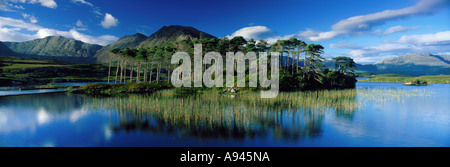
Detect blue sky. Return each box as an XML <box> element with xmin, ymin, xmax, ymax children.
<box><xmin>0</xmin><ymin>0</ymin><xmax>449</xmax><ymax>64</ymax></box>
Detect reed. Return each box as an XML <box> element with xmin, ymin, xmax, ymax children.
<box><xmin>83</xmin><ymin>88</ymin><xmax>432</xmax><ymax>139</ymax></box>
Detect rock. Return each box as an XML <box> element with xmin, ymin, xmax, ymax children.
<box><xmin>221</xmin><ymin>87</ymin><xmax>238</xmax><ymax>93</ymax></box>
<box><xmin>230</xmin><ymin>88</ymin><xmax>238</xmax><ymax>93</ymax></box>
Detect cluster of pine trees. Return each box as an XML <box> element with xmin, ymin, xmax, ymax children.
<box><xmin>106</xmin><ymin>36</ymin><xmax>357</xmax><ymax>91</ymax></box>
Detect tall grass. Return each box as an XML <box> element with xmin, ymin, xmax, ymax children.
<box><xmin>361</xmin><ymin>74</ymin><xmax>450</xmax><ymax>84</ymax></box>
<box><xmin>84</xmin><ymin>88</ymin><xmax>432</xmax><ymax>139</ymax></box>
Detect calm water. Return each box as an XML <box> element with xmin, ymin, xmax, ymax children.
<box><xmin>0</xmin><ymin>82</ymin><xmax>449</xmax><ymax>147</ymax></box>
<box><xmin>0</xmin><ymin>88</ymin><xmax>66</xmax><ymax>96</ymax></box>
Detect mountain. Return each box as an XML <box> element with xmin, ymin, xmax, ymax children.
<box><xmin>375</xmin><ymin>53</ymin><xmax>450</xmax><ymax>67</ymax></box>
<box><xmin>0</xmin><ymin>41</ymin><xmax>18</xmax><ymax>56</ymax></box>
<box><xmin>4</xmin><ymin>36</ymin><xmax>102</xmax><ymax>64</ymax></box>
<box><xmin>94</xmin><ymin>33</ymin><xmax>148</xmax><ymax>63</ymax></box>
<box><xmin>371</xmin><ymin>53</ymin><xmax>450</xmax><ymax>76</ymax></box>
<box><xmin>94</xmin><ymin>25</ymin><xmax>216</xmax><ymax>63</ymax></box>
<box><xmin>137</xmin><ymin>25</ymin><xmax>216</xmax><ymax>48</ymax></box>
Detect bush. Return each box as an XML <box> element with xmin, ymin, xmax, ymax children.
<box><xmin>278</xmin><ymin>69</ymin><xmax>357</xmax><ymax>91</ymax></box>
<box><xmin>411</xmin><ymin>79</ymin><xmax>427</xmax><ymax>85</ymax></box>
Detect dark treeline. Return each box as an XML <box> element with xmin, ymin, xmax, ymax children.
<box><xmin>106</xmin><ymin>36</ymin><xmax>357</xmax><ymax>92</ymax></box>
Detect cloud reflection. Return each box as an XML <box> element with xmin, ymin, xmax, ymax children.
<box><xmin>37</xmin><ymin>108</ymin><xmax>51</xmax><ymax>125</ymax></box>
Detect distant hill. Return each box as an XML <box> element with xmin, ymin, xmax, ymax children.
<box><xmin>4</xmin><ymin>36</ymin><xmax>102</xmax><ymax>64</ymax></box>
<box><xmin>375</xmin><ymin>53</ymin><xmax>450</xmax><ymax>67</ymax></box>
<box><xmin>94</xmin><ymin>33</ymin><xmax>148</xmax><ymax>63</ymax></box>
<box><xmin>372</xmin><ymin>53</ymin><xmax>450</xmax><ymax>76</ymax></box>
<box><xmin>0</xmin><ymin>41</ymin><xmax>18</xmax><ymax>56</ymax></box>
<box><xmin>137</xmin><ymin>25</ymin><xmax>216</xmax><ymax>48</ymax></box>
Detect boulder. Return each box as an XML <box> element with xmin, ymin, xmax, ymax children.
<box><xmin>221</xmin><ymin>87</ymin><xmax>238</xmax><ymax>93</ymax></box>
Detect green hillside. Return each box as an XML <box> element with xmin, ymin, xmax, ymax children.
<box><xmin>94</xmin><ymin>33</ymin><xmax>148</xmax><ymax>63</ymax></box>
<box><xmin>0</xmin><ymin>56</ymin><xmax>109</xmax><ymax>86</ymax></box>
<box><xmin>3</xmin><ymin>36</ymin><xmax>102</xmax><ymax>64</ymax></box>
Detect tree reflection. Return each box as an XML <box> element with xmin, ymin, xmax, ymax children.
<box><xmin>0</xmin><ymin>92</ymin><xmax>83</xmax><ymax>113</ymax></box>
<box><xmin>86</xmin><ymin>91</ymin><xmax>358</xmax><ymax>140</ymax></box>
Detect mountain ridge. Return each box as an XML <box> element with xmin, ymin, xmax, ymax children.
<box><xmin>0</xmin><ymin>41</ymin><xmax>18</xmax><ymax>56</ymax></box>
<box><xmin>93</xmin><ymin>33</ymin><xmax>148</xmax><ymax>63</ymax></box>
<box><xmin>375</xmin><ymin>53</ymin><xmax>450</xmax><ymax>67</ymax></box>
<box><xmin>3</xmin><ymin>36</ymin><xmax>102</xmax><ymax>64</ymax></box>
<box><xmin>367</xmin><ymin>53</ymin><xmax>450</xmax><ymax>76</ymax></box>
<box><xmin>2</xmin><ymin>25</ymin><xmax>450</xmax><ymax>77</ymax></box>
<box><xmin>137</xmin><ymin>25</ymin><xmax>216</xmax><ymax>48</ymax></box>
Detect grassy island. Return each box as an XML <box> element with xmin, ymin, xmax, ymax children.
<box><xmin>360</xmin><ymin>74</ymin><xmax>450</xmax><ymax>84</ymax></box>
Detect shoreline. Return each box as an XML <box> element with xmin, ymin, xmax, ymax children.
<box><xmin>0</xmin><ymin>89</ymin><xmax>67</xmax><ymax>97</ymax></box>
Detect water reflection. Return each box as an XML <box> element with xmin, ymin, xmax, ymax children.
<box><xmin>86</xmin><ymin>91</ymin><xmax>356</xmax><ymax>140</ymax></box>
<box><xmin>0</xmin><ymin>92</ymin><xmax>84</xmax><ymax>113</ymax></box>
<box><xmin>0</xmin><ymin>83</ymin><xmax>444</xmax><ymax>147</ymax></box>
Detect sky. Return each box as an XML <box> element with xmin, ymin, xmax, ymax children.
<box><xmin>0</xmin><ymin>0</ymin><xmax>449</xmax><ymax>64</ymax></box>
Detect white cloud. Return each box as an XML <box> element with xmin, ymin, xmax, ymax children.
<box><xmin>329</xmin><ymin>41</ymin><xmax>362</xmax><ymax>50</ymax></box>
<box><xmin>1</xmin><ymin>0</ymin><xmax>21</xmax><ymax>11</ymax></box>
<box><xmin>383</xmin><ymin>25</ymin><xmax>419</xmax><ymax>35</ymax></box>
<box><xmin>305</xmin><ymin>0</ymin><xmax>446</xmax><ymax>41</ymax></box>
<box><xmin>68</xmin><ymin>29</ymin><xmax>118</xmax><ymax>46</ymax></box>
<box><xmin>75</xmin><ymin>19</ymin><xmax>86</xmax><ymax>27</ymax></box>
<box><xmin>28</xmin><ymin>0</ymin><xmax>57</xmax><ymax>9</ymax></box>
<box><xmin>0</xmin><ymin>16</ymin><xmax>118</xmax><ymax>45</ymax></box>
<box><xmin>344</xmin><ymin>31</ymin><xmax>450</xmax><ymax>63</ymax></box>
<box><xmin>0</xmin><ymin>27</ymin><xmax>35</xmax><ymax>41</ymax></box>
<box><xmin>244</xmin><ymin>0</ymin><xmax>447</xmax><ymax>42</ymax></box>
<box><xmin>101</xmin><ymin>13</ymin><xmax>118</xmax><ymax>29</ymax></box>
<box><xmin>0</xmin><ymin>16</ymin><xmax>41</xmax><ymax>31</ymax></box>
<box><xmin>72</xmin><ymin>0</ymin><xmax>93</xmax><ymax>6</ymax></box>
<box><xmin>397</xmin><ymin>31</ymin><xmax>450</xmax><ymax>45</ymax></box>
<box><xmin>93</xmin><ymin>8</ymin><xmax>102</xmax><ymax>16</ymax></box>
<box><xmin>22</xmin><ymin>13</ymin><xmax>38</xmax><ymax>23</ymax></box>
<box><xmin>265</xmin><ymin>34</ymin><xmax>295</xmax><ymax>44</ymax></box>
<box><xmin>5</xmin><ymin>0</ymin><xmax>56</xmax><ymax>9</ymax></box>
<box><xmin>227</xmin><ymin>26</ymin><xmax>275</xmax><ymax>40</ymax></box>
<box><xmin>1</xmin><ymin>0</ymin><xmax>24</xmax><ymax>11</ymax></box>
<box><xmin>35</xmin><ymin>28</ymin><xmax>64</xmax><ymax>38</ymax></box>
<box><xmin>39</xmin><ymin>0</ymin><xmax>56</xmax><ymax>8</ymax></box>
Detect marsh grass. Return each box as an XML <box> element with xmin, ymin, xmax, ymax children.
<box><xmin>84</xmin><ymin>88</ymin><xmax>433</xmax><ymax>139</ymax></box>
<box><xmin>361</xmin><ymin>74</ymin><xmax>450</xmax><ymax>84</ymax></box>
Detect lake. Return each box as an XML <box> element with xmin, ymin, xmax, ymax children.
<box><xmin>0</xmin><ymin>82</ymin><xmax>448</xmax><ymax>147</ymax></box>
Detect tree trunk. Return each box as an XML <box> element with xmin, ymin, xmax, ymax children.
<box><xmin>149</xmin><ymin>62</ymin><xmax>153</xmax><ymax>83</ymax></box>
<box><xmin>139</xmin><ymin>62</ymin><xmax>142</xmax><ymax>83</ymax></box>
<box><xmin>291</xmin><ymin>52</ymin><xmax>295</xmax><ymax>74</ymax></box>
<box><xmin>108</xmin><ymin>54</ymin><xmax>112</xmax><ymax>84</ymax></box>
<box><xmin>278</xmin><ymin>52</ymin><xmax>282</xmax><ymax>71</ymax></box>
<box><xmin>130</xmin><ymin>62</ymin><xmax>133</xmax><ymax>83</ymax></box>
<box><xmin>167</xmin><ymin>64</ymin><xmax>170</xmax><ymax>83</ymax></box>
<box><xmin>123</xmin><ymin>59</ymin><xmax>128</xmax><ymax>83</ymax></box>
<box><xmin>115</xmin><ymin>57</ymin><xmax>120</xmax><ymax>84</ymax></box>
<box><xmin>144</xmin><ymin>61</ymin><xmax>148</xmax><ymax>82</ymax></box>
<box><xmin>296</xmin><ymin>51</ymin><xmax>300</xmax><ymax>73</ymax></box>
<box><xmin>156</xmin><ymin>61</ymin><xmax>161</xmax><ymax>83</ymax></box>
<box><xmin>285</xmin><ymin>54</ymin><xmax>288</xmax><ymax>71</ymax></box>
<box><xmin>136</xmin><ymin>62</ymin><xmax>141</xmax><ymax>83</ymax></box>
<box><xmin>120</xmin><ymin>58</ymin><xmax>124</xmax><ymax>83</ymax></box>
<box><xmin>304</xmin><ymin>52</ymin><xmax>307</xmax><ymax>69</ymax></box>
